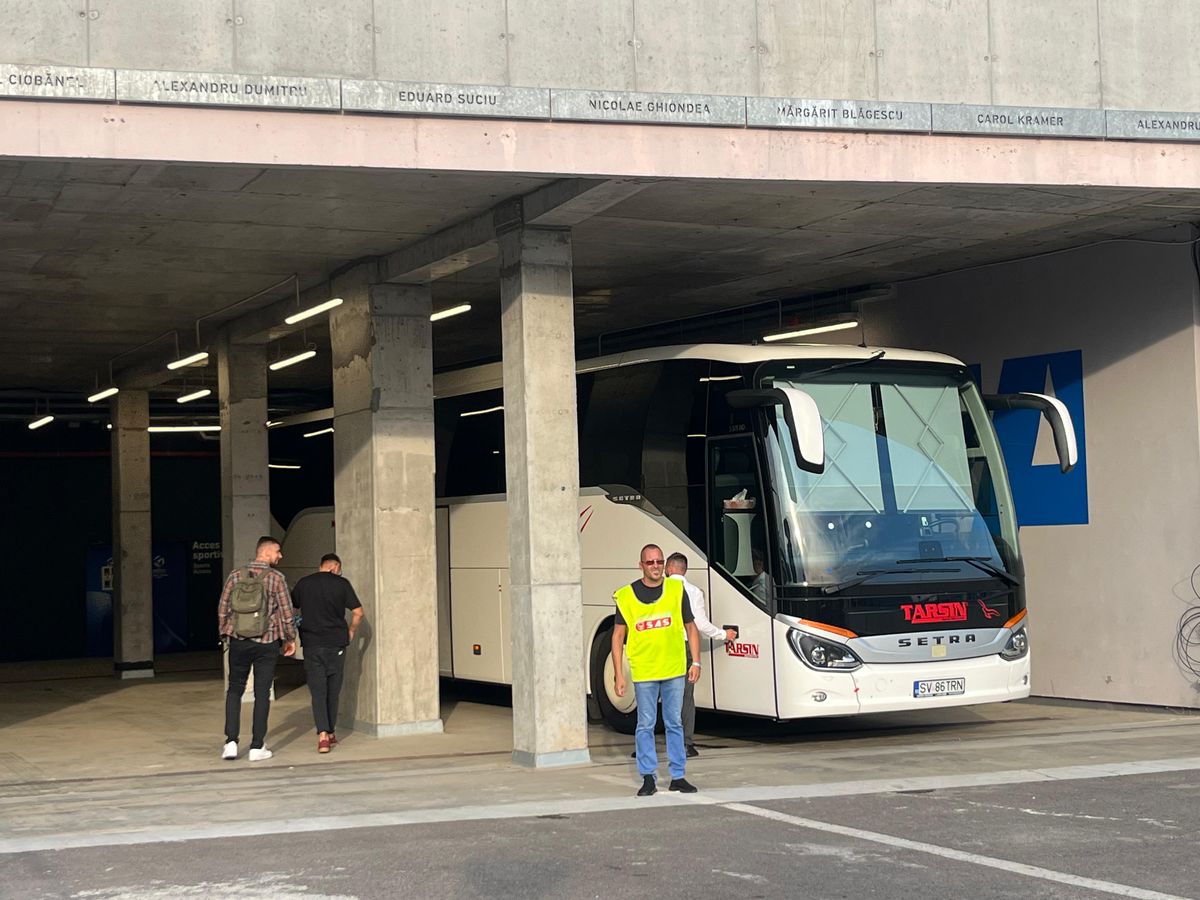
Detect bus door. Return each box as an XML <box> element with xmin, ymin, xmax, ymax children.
<box><xmin>705</xmin><ymin>435</ymin><xmax>779</xmax><ymax>717</ymax></box>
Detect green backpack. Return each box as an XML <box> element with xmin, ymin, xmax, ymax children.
<box><xmin>231</xmin><ymin>567</ymin><xmax>269</xmax><ymax>638</ymax></box>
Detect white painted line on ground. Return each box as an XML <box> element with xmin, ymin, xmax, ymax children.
<box><xmin>723</xmin><ymin>802</ymin><xmax>1188</xmax><ymax>900</ymax></box>
<box><xmin>4</xmin><ymin>755</ymin><xmax>1200</xmax><ymax>855</ymax></box>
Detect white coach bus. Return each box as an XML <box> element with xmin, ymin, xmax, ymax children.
<box><xmin>285</xmin><ymin>343</ymin><xmax>1076</xmax><ymax>733</ymax></box>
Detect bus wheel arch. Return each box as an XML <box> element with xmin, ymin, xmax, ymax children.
<box><xmin>589</xmin><ymin>617</ymin><xmax>637</xmax><ymax>734</ymax></box>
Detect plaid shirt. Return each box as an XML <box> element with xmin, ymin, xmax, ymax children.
<box><xmin>217</xmin><ymin>562</ymin><xmax>296</xmax><ymax>644</ymax></box>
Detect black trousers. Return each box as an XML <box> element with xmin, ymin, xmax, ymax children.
<box><xmin>303</xmin><ymin>645</ymin><xmax>347</xmax><ymax>734</ymax></box>
<box><xmin>224</xmin><ymin>638</ymin><xmax>280</xmax><ymax>750</ymax></box>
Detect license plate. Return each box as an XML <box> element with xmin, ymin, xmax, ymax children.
<box><xmin>913</xmin><ymin>677</ymin><xmax>965</xmax><ymax>698</ymax></box>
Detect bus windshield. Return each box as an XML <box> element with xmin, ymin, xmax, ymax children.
<box><xmin>758</xmin><ymin>362</ymin><xmax>1020</xmax><ymax>590</ymax></box>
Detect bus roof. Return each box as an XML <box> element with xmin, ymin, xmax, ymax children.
<box><xmin>434</xmin><ymin>342</ymin><xmax>966</xmax><ymax>399</ymax></box>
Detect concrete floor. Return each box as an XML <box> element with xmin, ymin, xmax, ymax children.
<box><xmin>2</xmin><ymin>654</ymin><xmax>1200</xmax><ymax>898</ymax></box>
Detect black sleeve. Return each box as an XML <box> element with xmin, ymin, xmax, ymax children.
<box><xmin>290</xmin><ymin>578</ymin><xmax>305</xmax><ymax>610</ymax></box>
<box><xmin>614</xmin><ymin>605</ymin><xmax>625</xmax><ymax>627</ymax></box>
<box><xmin>682</xmin><ymin>595</ymin><xmax>694</xmax><ymax>624</ymax></box>
<box><xmin>343</xmin><ymin>579</ymin><xmax>362</xmax><ymax>610</ymax></box>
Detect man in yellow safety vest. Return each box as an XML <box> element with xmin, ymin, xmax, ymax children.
<box><xmin>612</xmin><ymin>543</ymin><xmax>702</xmax><ymax>796</ymax></box>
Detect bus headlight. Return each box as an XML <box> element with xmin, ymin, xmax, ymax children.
<box><xmin>1000</xmin><ymin>627</ymin><xmax>1028</xmax><ymax>660</ymax></box>
<box><xmin>789</xmin><ymin>631</ymin><xmax>862</xmax><ymax>672</ymax></box>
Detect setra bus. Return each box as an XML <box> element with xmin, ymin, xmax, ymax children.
<box><xmin>284</xmin><ymin>343</ymin><xmax>1076</xmax><ymax>733</ymax></box>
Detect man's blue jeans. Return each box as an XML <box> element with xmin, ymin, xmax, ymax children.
<box><xmin>633</xmin><ymin>676</ymin><xmax>686</xmax><ymax>779</ymax></box>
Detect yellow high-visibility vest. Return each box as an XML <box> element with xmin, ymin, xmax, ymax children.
<box><xmin>614</xmin><ymin>578</ymin><xmax>686</xmax><ymax>682</ymax></box>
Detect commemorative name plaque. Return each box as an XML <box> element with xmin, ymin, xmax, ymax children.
<box><xmin>551</xmin><ymin>89</ymin><xmax>745</xmax><ymax>126</ymax></box>
<box><xmin>0</xmin><ymin>63</ymin><xmax>114</xmax><ymax>100</ymax></box>
<box><xmin>116</xmin><ymin>69</ymin><xmax>339</xmax><ymax>110</ymax></box>
<box><xmin>746</xmin><ymin>97</ymin><xmax>931</xmax><ymax>132</ymax></box>
<box><xmin>1106</xmin><ymin>109</ymin><xmax>1200</xmax><ymax>141</ymax></box>
<box><xmin>342</xmin><ymin>80</ymin><xmax>549</xmax><ymax>119</ymax></box>
<box><xmin>932</xmin><ymin>103</ymin><xmax>1104</xmax><ymax>138</ymax></box>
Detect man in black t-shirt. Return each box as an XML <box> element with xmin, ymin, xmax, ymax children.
<box><xmin>291</xmin><ymin>553</ymin><xmax>363</xmax><ymax>753</ymax></box>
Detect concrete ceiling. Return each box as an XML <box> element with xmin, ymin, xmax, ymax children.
<box><xmin>4</xmin><ymin>158</ymin><xmax>1199</xmax><ymax>410</ymax></box>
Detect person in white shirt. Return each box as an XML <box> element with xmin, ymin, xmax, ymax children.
<box><xmin>666</xmin><ymin>552</ymin><xmax>737</xmax><ymax>757</ymax></box>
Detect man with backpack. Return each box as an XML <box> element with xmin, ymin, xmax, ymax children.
<box><xmin>217</xmin><ymin>535</ymin><xmax>296</xmax><ymax>761</ymax></box>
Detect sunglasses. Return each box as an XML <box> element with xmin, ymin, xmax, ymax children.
<box><xmin>641</xmin><ymin>559</ymin><xmax>665</xmax><ymax>566</ymax></box>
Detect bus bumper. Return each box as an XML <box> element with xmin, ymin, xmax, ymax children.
<box><xmin>777</xmin><ymin>652</ymin><xmax>1031</xmax><ymax>719</ymax></box>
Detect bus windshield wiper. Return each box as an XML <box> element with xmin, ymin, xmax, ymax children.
<box><xmin>821</xmin><ymin>566</ymin><xmax>958</xmax><ymax>595</ymax></box>
<box><xmin>895</xmin><ymin>556</ymin><xmax>1022</xmax><ymax>588</ymax></box>
<box><xmin>798</xmin><ymin>349</ymin><xmax>886</xmax><ymax>381</ymax></box>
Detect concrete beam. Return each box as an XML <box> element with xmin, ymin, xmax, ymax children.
<box><xmin>380</xmin><ymin>178</ymin><xmax>651</xmax><ymax>284</ymax></box>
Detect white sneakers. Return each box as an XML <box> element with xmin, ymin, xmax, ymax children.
<box><xmin>222</xmin><ymin>742</ymin><xmax>272</xmax><ymax>761</ymax></box>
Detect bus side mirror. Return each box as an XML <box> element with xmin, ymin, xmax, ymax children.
<box><xmin>984</xmin><ymin>392</ymin><xmax>1078</xmax><ymax>473</ymax></box>
<box><xmin>727</xmin><ymin>387</ymin><xmax>825</xmax><ymax>474</ymax></box>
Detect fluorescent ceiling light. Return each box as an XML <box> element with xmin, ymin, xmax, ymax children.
<box><xmin>304</xmin><ymin>426</ymin><xmax>335</xmax><ymax>438</ymax></box>
<box><xmin>762</xmin><ymin>320</ymin><xmax>859</xmax><ymax>342</ymax></box>
<box><xmin>177</xmin><ymin>388</ymin><xmax>212</xmax><ymax>404</ymax></box>
<box><xmin>687</xmin><ymin>434</ymin><xmax>707</xmax><ymax>438</ymax></box>
<box><xmin>431</xmin><ymin>303</ymin><xmax>471</xmax><ymax>322</ymax></box>
<box><xmin>88</xmin><ymin>386</ymin><xmax>119</xmax><ymax>403</ymax></box>
<box><xmin>28</xmin><ymin>415</ymin><xmax>54</xmax><ymax>430</ymax></box>
<box><xmin>269</xmin><ymin>463</ymin><xmax>301</xmax><ymax>470</ymax></box>
<box><xmin>148</xmin><ymin>425</ymin><xmax>221</xmax><ymax>433</ymax></box>
<box><xmin>285</xmin><ymin>297</ymin><xmax>343</xmax><ymax>325</ymax></box>
<box><xmin>266</xmin><ymin>420</ymin><xmax>280</xmax><ymax>428</ymax></box>
<box><xmin>269</xmin><ymin>349</ymin><xmax>317</xmax><ymax>371</ymax></box>
<box><xmin>699</xmin><ymin>375</ymin><xmax>741</xmax><ymax>383</ymax></box>
<box><xmin>167</xmin><ymin>351</ymin><xmax>209</xmax><ymax>370</ymax></box>
<box><xmin>460</xmin><ymin>405</ymin><xmax>504</xmax><ymax>418</ymax></box>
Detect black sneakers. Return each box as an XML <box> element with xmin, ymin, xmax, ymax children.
<box><xmin>637</xmin><ymin>775</ymin><xmax>657</xmax><ymax>797</ymax></box>
<box><xmin>686</xmin><ymin>744</ymin><xmax>699</xmax><ymax>758</ymax></box>
<box><xmin>669</xmin><ymin>778</ymin><xmax>698</xmax><ymax>793</ymax></box>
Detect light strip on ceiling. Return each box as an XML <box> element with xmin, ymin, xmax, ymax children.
<box><xmin>28</xmin><ymin>415</ymin><xmax>54</xmax><ymax>430</ymax></box>
<box><xmin>303</xmin><ymin>426</ymin><xmax>335</xmax><ymax>438</ymax></box>
<box><xmin>699</xmin><ymin>375</ymin><xmax>741</xmax><ymax>383</ymax></box>
<box><xmin>87</xmin><ymin>386</ymin><xmax>119</xmax><ymax>403</ymax></box>
<box><xmin>762</xmin><ymin>320</ymin><xmax>859</xmax><ymax>342</ymax></box>
<box><xmin>177</xmin><ymin>388</ymin><xmax>212</xmax><ymax>404</ymax></box>
<box><xmin>269</xmin><ymin>349</ymin><xmax>317</xmax><ymax>371</ymax></box>
<box><xmin>148</xmin><ymin>425</ymin><xmax>221</xmax><ymax>433</ymax></box>
<box><xmin>268</xmin><ymin>463</ymin><xmax>302</xmax><ymax>470</ymax></box>
<box><xmin>460</xmin><ymin>405</ymin><xmax>503</xmax><ymax>418</ymax></box>
<box><xmin>285</xmin><ymin>297</ymin><xmax>343</xmax><ymax>325</ymax></box>
<box><xmin>430</xmin><ymin>303</ymin><xmax>471</xmax><ymax>322</ymax></box>
<box><xmin>167</xmin><ymin>351</ymin><xmax>210</xmax><ymax>370</ymax></box>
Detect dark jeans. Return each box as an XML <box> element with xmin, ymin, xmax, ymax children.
<box><xmin>224</xmin><ymin>638</ymin><xmax>280</xmax><ymax>750</ymax></box>
<box><xmin>303</xmin><ymin>645</ymin><xmax>347</xmax><ymax>734</ymax></box>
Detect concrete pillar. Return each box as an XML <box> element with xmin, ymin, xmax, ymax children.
<box><xmin>499</xmin><ymin>224</ymin><xmax>590</xmax><ymax>768</ymax></box>
<box><xmin>217</xmin><ymin>334</ymin><xmax>271</xmax><ymax>702</ymax></box>
<box><xmin>330</xmin><ymin>269</ymin><xmax>442</xmax><ymax>736</ymax></box>
<box><xmin>111</xmin><ymin>390</ymin><xmax>153</xmax><ymax>679</ymax></box>
<box><xmin>217</xmin><ymin>332</ymin><xmax>271</xmax><ymax>575</ymax></box>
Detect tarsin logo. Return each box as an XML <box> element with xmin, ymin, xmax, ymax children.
<box><xmin>977</xmin><ymin>600</ymin><xmax>1002</xmax><ymax>620</ymax></box>
<box><xmin>901</xmin><ymin>601</ymin><xmax>968</xmax><ymax>624</ymax></box>
<box><xmin>635</xmin><ymin>616</ymin><xmax>673</xmax><ymax>632</ymax></box>
<box><xmin>725</xmin><ymin>641</ymin><xmax>760</xmax><ymax>659</ymax></box>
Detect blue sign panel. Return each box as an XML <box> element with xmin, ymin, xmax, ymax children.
<box><xmin>991</xmin><ymin>350</ymin><xmax>1088</xmax><ymax>527</ymax></box>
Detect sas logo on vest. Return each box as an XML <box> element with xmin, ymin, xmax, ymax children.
<box><xmin>635</xmin><ymin>615</ymin><xmax>673</xmax><ymax>631</ymax></box>
<box><xmin>725</xmin><ymin>641</ymin><xmax>760</xmax><ymax>659</ymax></box>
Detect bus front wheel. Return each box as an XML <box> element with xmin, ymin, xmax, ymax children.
<box><xmin>590</xmin><ymin>623</ymin><xmax>637</xmax><ymax>735</ymax></box>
